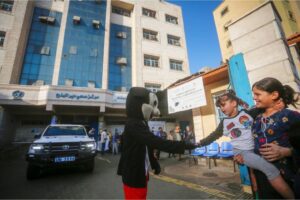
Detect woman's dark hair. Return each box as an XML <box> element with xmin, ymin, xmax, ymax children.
<box><xmin>216</xmin><ymin>89</ymin><xmax>248</xmax><ymax>108</ymax></box>
<box><xmin>252</xmin><ymin>77</ymin><xmax>299</xmax><ymax>108</ymax></box>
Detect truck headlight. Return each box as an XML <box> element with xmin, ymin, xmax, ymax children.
<box><xmin>29</xmin><ymin>144</ymin><xmax>44</xmax><ymax>154</ymax></box>
<box><xmin>80</xmin><ymin>142</ymin><xmax>96</xmax><ymax>151</ymax></box>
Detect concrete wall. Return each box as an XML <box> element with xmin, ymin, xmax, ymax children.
<box><xmin>214</xmin><ymin>0</ymin><xmax>300</xmax><ymax>62</ymax></box>
<box><xmin>0</xmin><ymin>1</ymin><xmax>34</xmax><ymax>84</ymax></box>
<box><xmin>228</xmin><ymin>2</ymin><xmax>299</xmax><ymax>90</ymax></box>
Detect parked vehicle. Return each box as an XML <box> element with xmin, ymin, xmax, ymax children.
<box><xmin>26</xmin><ymin>124</ymin><xmax>96</xmax><ymax>180</ymax></box>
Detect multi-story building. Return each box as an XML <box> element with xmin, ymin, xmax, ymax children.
<box><xmin>213</xmin><ymin>0</ymin><xmax>300</xmax><ymax>62</ymax></box>
<box><xmin>0</xmin><ymin>0</ymin><xmax>190</xmax><ymax>145</ymax></box>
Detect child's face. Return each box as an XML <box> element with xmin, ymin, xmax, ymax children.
<box><xmin>219</xmin><ymin>99</ymin><xmax>237</xmax><ymax>117</ymax></box>
<box><xmin>252</xmin><ymin>86</ymin><xmax>278</xmax><ymax>108</ymax></box>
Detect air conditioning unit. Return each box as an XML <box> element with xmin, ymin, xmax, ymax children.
<box><xmin>92</xmin><ymin>20</ymin><xmax>100</xmax><ymax>29</ymax></box>
<box><xmin>95</xmin><ymin>0</ymin><xmax>101</xmax><ymax>4</ymax></box>
<box><xmin>73</xmin><ymin>16</ymin><xmax>81</xmax><ymax>24</ymax></box>
<box><xmin>121</xmin><ymin>87</ymin><xmax>127</xmax><ymax>92</ymax></box>
<box><xmin>88</xmin><ymin>81</ymin><xmax>95</xmax><ymax>88</ymax></box>
<box><xmin>65</xmin><ymin>79</ymin><xmax>73</xmax><ymax>86</ymax></box>
<box><xmin>116</xmin><ymin>57</ymin><xmax>127</xmax><ymax>65</ymax></box>
<box><xmin>116</xmin><ymin>32</ymin><xmax>127</xmax><ymax>39</ymax></box>
<box><xmin>33</xmin><ymin>80</ymin><xmax>45</xmax><ymax>86</ymax></box>
<box><xmin>38</xmin><ymin>16</ymin><xmax>56</xmax><ymax>25</ymax></box>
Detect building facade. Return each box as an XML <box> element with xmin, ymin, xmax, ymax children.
<box><xmin>213</xmin><ymin>0</ymin><xmax>300</xmax><ymax>62</ymax></box>
<box><xmin>0</xmin><ymin>0</ymin><xmax>190</xmax><ymax>145</ymax></box>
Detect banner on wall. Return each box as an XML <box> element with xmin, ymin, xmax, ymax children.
<box><xmin>167</xmin><ymin>77</ymin><xmax>207</xmax><ymax>114</ymax></box>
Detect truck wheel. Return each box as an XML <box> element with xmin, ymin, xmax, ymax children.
<box><xmin>84</xmin><ymin>159</ymin><xmax>95</xmax><ymax>172</ymax></box>
<box><xmin>26</xmin><ymin>164</ymin><xmax>41</xmax><ymax>180</ymax></box>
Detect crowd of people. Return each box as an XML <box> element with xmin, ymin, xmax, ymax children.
<box><xmin>88</xmin><ymin>128</ymin><xmax>121</xmax><ymax>155</ymax></box>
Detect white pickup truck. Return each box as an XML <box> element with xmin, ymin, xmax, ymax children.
<box><xmin>26</xmin><ymin>124</ymin><xmax>96</xmax><ymax>180</ymax></box>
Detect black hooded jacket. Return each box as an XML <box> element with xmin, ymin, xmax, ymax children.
<box><xmin>117</xmin><ymin>87</ymin><xmax>188</xmax><ymax>188</ymax></box>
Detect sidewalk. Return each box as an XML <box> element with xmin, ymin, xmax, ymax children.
<box><xmin>158</xmin><ymin>153</ymin><xmax>253</xmax><ymax>199</ymax></box>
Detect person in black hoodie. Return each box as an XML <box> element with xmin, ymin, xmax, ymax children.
<box><xmin>117</xmin><ymin>87</ymin><xmax>197</xmax><ymax>199</ymax></box>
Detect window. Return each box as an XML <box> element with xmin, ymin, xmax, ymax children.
<box><xmin>226</xmin><ymin>40</ymin><xmax>232</xmax><ymax>48</ymax></box>
<box><xmin>143</xmin><ymin>29</ymin><xmax>158</xmax><ymax>41</ymax></box>
<box><xmin>142</xmin><ymin>8</ymin><xmax>156</xmax><ymax>18</ymax></box>
<box><xmin>69</xmin><ymin>46</ymin><xmax>77</xmax><ymax>54</ymax></box>
<box><xmin>144</xmin><ymin>55</ymin><xmax>159</xmax><ymax>67</ymax></box>
<box><xmin>145</xmin><ymin>83</ymin><xmax>161</xmax><ymax>93</ymax></box>
<box><xmin>212</xmin><ymin>92</ymin><xmax>227</xmax><ymax>124</ymax></box>
<box><xmin>288</xmin><ymin>10</ymin><xmax>296</xmax><ymax>21</ymax></box>
<box><xmin>221</xmin><ymin>6</ymin><xmax>228</xmax><ymax>17</ymax></box>
<box><xmin>167</xmin><ymin>34</ymin><xmax>180</xmax><ymax>46</ymax></box>
<box><xmin>0</xmin><ymin>0</ymin><xmax>13</xmax><ymax>12</ymax></box>
<box><xmin>112</xmin><ymin>6</ymin><xmax>131</xmax><ymax>17</ymax></box>
<box><xmin>0</xmin><ymin>31</ymin><xmax>6</xmax><ymax>47</ymax></box>
<box><xmin>165</xmin><ymin>14</ymin><xmax>178</xmax><ymax>24</ymax></box>
<box><xmin>170</xmin><ymin>59</ymin><xmax>183</xmax><ymax>71</ymax></box>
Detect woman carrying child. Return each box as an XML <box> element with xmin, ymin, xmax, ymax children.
<box><xmin>198</xmin><ymin>79</ymin><xmax>296</xmax><ymax>199</ymax></box>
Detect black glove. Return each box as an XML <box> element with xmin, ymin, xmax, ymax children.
<box><xmin>154</xmin><ymin>165</ymin><xmax>161</xmax><ymax>175</ymax></box>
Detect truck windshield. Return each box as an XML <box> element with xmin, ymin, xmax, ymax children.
<box><xmin>43</xmin><ymin>126</ymin><xmax>86</xmax><ymax>136</ymax></box>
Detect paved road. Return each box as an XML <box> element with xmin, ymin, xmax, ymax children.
<box><xmin>0</xmin><ymin>144</ymin><xmax>216</xmax><ymax>199</ymax></box>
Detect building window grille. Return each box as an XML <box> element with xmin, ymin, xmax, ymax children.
<box><xmin>165</xmin><ymin>14</ymin><xmax>178</xmax><ymax>24</ymax></box>
<box><xmin>112</xmin><ymin>6</ymin><xmax>131</xmax><ymax>17</ymax></box>
<box><xmin>167</xmin><ymin>34</ymin><xmax>180</xmax><ymax>46</ymax></box>
<box><xmin>170</xmin><ymin>59</ymin><xmax>183</xmax><ymax>71</ymax></box>
<box><xmin>144</xmin><ymin>55</ymin><xmax>159</xmax><ymax>67</ymax></box>
<box><xmin>69</xmin><ymin>46</ymin><xmax>77</xmax><ymax>54</ymax></box>
<box><xmin>90</xmin><ymin>48</ymin><xmax>98</xmax><ymax>57</ymax></box>
<box><xmin>221</xmin><ymin>6</ymin><xmax>228</xmax><ymax>17</ymax></box>
<box><xmin>145</xmin><ymin>83</ymin><xmax>161</xmax><ymax>93</ymax></box>
<box><xmin>0</xmin><ymin>0</ymin><xmax>13</xmax><ymax>12</ymax></box>
<box><xmin>142</xmin><ymin>8</ymin><xmax>156</xmax><ymax>18</ymax></box>
<box><xmin>143</xmin><ymin>29</ymin><xmax>158</xmax><ymax>41</ymax></box>
<box><xmin>0</xmin><ymin>31</ymin><xmax>6</xmax><ymax>47</ymax></box>
<box><xmin>116</xmin><ymin>31</ymin><xmax>127</xmax><ymax>39</ymax></box>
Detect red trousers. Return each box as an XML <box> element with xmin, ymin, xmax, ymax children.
<box><xmin>123</xmin><ymin>176</ymin><xmax>149</xmax><ymax>200</ymax></box>
<box><xmin>123</xmin><ymin>184</ymin><xmax>147</xmax><ymax>200</ymax></box>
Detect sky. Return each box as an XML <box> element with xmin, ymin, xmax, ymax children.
<box><xmin>169</xmin><ymin>0</ymin><xmax>223</xmax><ymax>74</ymax></box>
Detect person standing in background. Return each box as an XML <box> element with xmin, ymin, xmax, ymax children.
<box><xmin>112</xmin><ymin>129</ymin><xmax>120</xmax><ymax>155</ymax></box>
